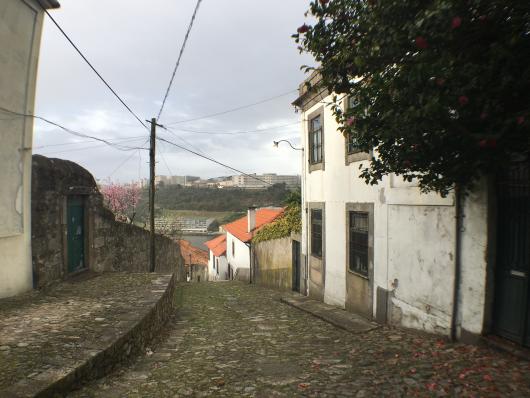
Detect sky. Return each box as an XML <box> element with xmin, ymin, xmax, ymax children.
<box><xmin>33</xmin><ymin>0</ymin><xmax>315</xmax><ymax>183</ymax></box>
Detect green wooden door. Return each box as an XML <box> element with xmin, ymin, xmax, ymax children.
<box><xmin>67</xmin><ymin>196</ymin><xmax>86</xmax><ymax>273</ymax></box>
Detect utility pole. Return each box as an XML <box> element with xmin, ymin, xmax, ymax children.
<box><xmin>149</xmin><ymin>118</ymin><xmax>156</xmax><ymax>272</ymax></box>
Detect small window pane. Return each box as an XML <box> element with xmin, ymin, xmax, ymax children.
<box><xmin>309</xmin><ymin>115</ymin><xmax>323</xmax><ymax>164</ymax></box>
<box><xmin>311</xmin><ymin>209</ymin><xmax>323</xmax><ymax>257</ymax></box>
<box><xmin>349</xmin><ymin>212</ymin><xmax>368</xmax><ymax>276</ymax></box>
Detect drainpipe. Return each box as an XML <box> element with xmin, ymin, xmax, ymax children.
<box><xmin>451</xmin><ymin>184</ymin><xmax>463</xmax><ymax>342</ymax></box>
<box><xmin>247</xmin><ymin>242</ymin><xmax>252</xmax><ymax>284</ymax></box>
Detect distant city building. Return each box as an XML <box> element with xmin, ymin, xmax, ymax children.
<box><xmin>154</xmin><ymin>175</ymin><xmax>200</xmax><ymax>186</ymax></box>
<box><xmin>230</xmin><ymin>174</ymin><xmax>301</xmax><ymax>189</ymax></box>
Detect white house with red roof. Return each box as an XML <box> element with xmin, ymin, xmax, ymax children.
<box><xmin>223</xmin><ymin>207</ymin><xmax>284</xmax><ymax>282</ymax></box>
<box><xmin>205</xmin><ymin>234</ymin><xmax>228</xmax><ymax>281</ymax></box>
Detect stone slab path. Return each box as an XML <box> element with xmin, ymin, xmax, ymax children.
<box><xmin>73</xmin><ymin>282</ymin><xmax>530</xmax><ymax>397</ymax></box>
<box><xmin>281</xmin><ymin>295</ymin><xmax>379</xmax><ymax>334</ymax></box>
<box><xmin>0</xmin><ymin>272</ymin><xmax>174</xmax><ymax>397</ymax></box>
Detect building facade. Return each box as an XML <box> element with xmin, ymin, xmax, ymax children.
<box><xmin>230</xmin><ymin>174</ymin><xmax>300</xmax><ymax>189</ymax></box>
<box><xmin>205</xmin><ymin>234</ymin><xmax>228</xmax><ymax>281</ymax></box>
<box><xmin>0</xmin><ymin>0</ymin><xmax>60</xmax><ymax>298</ymax></box>
<box><xmin>294</xmin><ymin>73</ymin><xmax>529</xmax><ymax>346</ymax></box>
<box><xmin>224</xmin><ymin>208</ymin><xmax>284</xmax><ymax>282</ymax></box>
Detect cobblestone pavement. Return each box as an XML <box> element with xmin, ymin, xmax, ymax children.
<box><xmin>0</xmin><ymin>272</ymin><xmax>172</xmax><ymax>392</ymax></box>
<box><xmin>73</xmin><ymin>282</ymin><xmax>530</xmax><ymax>397</ymax></box>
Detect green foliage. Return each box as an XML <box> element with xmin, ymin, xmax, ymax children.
<box><xmin>253</xmin><ymin>205</ymin><xmax>302</xmax><ymax>243</ymax></box>
<box><xmin>284</xmin><ymin>188</ymin><xmax>302</xmax><ymax>206</ymax></box>
<box><xmin>136</xmin><ymin>184</ymin><xmax>291</xmax><ymax>221</ymax></box>
<box><xmin>294</xmin><ymin>1</ymin><xmax>530</xmax><ymax>195</ymax></box>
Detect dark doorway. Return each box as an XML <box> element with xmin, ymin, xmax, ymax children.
<box><xmin>493</xmin><ymin>156</ymin><xmax>530</xmax><ymax>346</ymax></box>
<box><xmin>67</xmin><ymin>196</ymin><xmax>86</xmax><ymax>274</ymax></box>
<box><xmin>292</xmin><ymin>240</ymin><xmax>301</xmax><ymax>293</ymax></box>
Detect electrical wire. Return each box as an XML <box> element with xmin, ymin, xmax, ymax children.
<box><xmin>157</xmin><ymin>0</ymin><xmax>203</xmax><ymax>120</ymax></box>
<box><xmin>34</xmin><ymin>135</ymin><xmax>146</xmax><ymax>150</ymax></box>
<box><xmin>165</xmin><ymin>89</ymin><xmax>298</xmax><ymax>125</ymax></box>
<box><xmin>156</xmin><ymin>136</ymin><xmax>273</xmax><ymax>186</ymax></box>
<box><xmin>160</xmin><ymin>125</ymin><xmax>206</xmax><ymax>154</ymax></box>
<box><xmin>35</xmin><ymin>1</ymin><xmax>148</xmax><ymax>131</ymax></box>
<box><xmin>38</xmin><ymin>138</ymin><xmax>148</xmax><ymax>156</ymax></box>
<box><xmin>107</xmin><ymin>140</ymin><xmax>149</xmax><ymax>179</ymax></box>
<box><xmin>0</xmin><ymin>106</ymin><xmax>147</xmax><ymax>152</ymax></box>
<box><xmin>174</xmin><ymin>121</ymin><xmax>302</xmax><ymax>135</ymax></box>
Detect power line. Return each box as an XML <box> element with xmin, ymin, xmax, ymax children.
<box><xmin>157</xmin><ymin>136</ymin><xmax>273</xmax><ymax>186</ymax></box>
<box><xmin>34</xmin><ymin>135</ymin><xmax>146</xmax><ymax>150</ymax></box>
<box><xmin>161</xmin><ymin>125</ymin><xmax>206</xmax><ymax>154</ymax></box>
<box><xmin>38</xmin><ymin>138</ymin><xmax>148</xmax><ymax>156</ymax></box>
<box><xmin>165</xmin><ymin>89</ymin><xmax>298</xmax><ymax>125</ymax></box>
<box><xmin>157</xmin><ymin>0</ymin><xmax>203</xmax><ymax>120</ymax></box>
<box><xmin>107</xmin><ymin>140</ymin><xmax>149</xmax><ymax>179</ymax></box>
<box><xmin>36</xmin><ymin>1</ymin><xmax>148</xmax><ymax>131</ymax></box>
<box><xmin>0</xmin><ymin>106</ymin><xmax>147</xmax><ymax>152</ymax></box>
<box><xmin>175</xmin><ymin>121</ymin><xmax>301</xmax><ymax>135</ymax></box>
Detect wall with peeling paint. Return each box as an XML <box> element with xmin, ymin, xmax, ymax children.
<box><xmin>0</xmin><ymin>0</ymin><xmax>46</xmax><ymax>298</ymax></box>
<box><xmin>299</xmin><ymin>91</ymin><xmax>489</xmax><ymax>338</ymax></box>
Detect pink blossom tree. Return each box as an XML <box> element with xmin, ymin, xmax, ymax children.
<box><xmin>100</xmin><ymin>183</ymin><xmax>141</xmax><ymax>223</ymax></box>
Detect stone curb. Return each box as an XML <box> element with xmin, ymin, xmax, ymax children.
<box><xmin>280</xmin><ymin>296</ymin><xmax>380</xmax><ymax>335</ymax></box>
<box><xmin>2</xmin><ymin>274</ymin><xmax>177</xmax><ymax>398</ymax></box>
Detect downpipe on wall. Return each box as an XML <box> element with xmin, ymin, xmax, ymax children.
<box><xmin>451</xmin><ymin>184</ymin><xmax>463</xmax><ymax>342</ymax></box>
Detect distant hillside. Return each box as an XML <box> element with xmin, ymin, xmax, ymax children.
<box><xmin>135</xmin><ymin>184</ymin><xmax>292</xmax><ymax>221</ymax></box>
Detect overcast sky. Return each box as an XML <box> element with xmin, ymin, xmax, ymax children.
<box><xmin>33</xmin><ymin>0</ymin><xmax>314</xmax><ymax>183</ymax></box>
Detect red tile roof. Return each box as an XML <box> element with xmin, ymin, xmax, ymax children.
<box><xmin>205</xmin><ymin>234</ymin><xmax>227</xmax><ymax>257</ymax></box>
<box><xmin>223</xmin><ymin>208</ymin><xmax>284</xmax><ymax>243</ymax></box>
<box><xmin>178</xmin><ymin>240</ymin><xmax>209</xmax><ymax>266</ymax></box>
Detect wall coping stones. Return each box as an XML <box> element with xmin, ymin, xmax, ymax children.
<box><xmin>0</xmin><ymin>272</ymin><xmax>177</xmax><ymax>397</ymax></box>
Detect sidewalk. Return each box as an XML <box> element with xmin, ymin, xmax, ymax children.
<box><xmin>281</xmin><ymin>295</ymin><xmax>379</xmax><ymax>334</ymax></box>
<box><xmin>0</xmin><ymin>272</ymin><xmax>176</xmax><ymax>398</ymax></box>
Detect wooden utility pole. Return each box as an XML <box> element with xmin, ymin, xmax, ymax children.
<box><xmin>149</xmin><ymin>118</ymin><xmax>156</xmax><ymax>272</ymax></box>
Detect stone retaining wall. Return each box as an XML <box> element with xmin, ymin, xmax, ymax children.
<box><xmin>31</xmin><ymin>155</ymin><xmax>185</xmax><ymax>288</ymax></box>
<box><xmin>252</xmin><ymin>237</ymin><xmax>293</xmax><ymax>291</ymax></box>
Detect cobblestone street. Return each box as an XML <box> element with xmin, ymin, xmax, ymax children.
<box><xmin>73</xmin><ymin>282</ymin><xmax>530</xmax><ymax>397</ymax></box>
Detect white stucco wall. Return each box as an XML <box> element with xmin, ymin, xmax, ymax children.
<box><xmin>300</xmin><ymin>92</ymin><xmax>489</xmax><ymax>336</ymax></box>
<box><xmin>226</xmin><ymin>232</ymin><xmax>250</xmax><ymax>276</ymax></box>
<box><xmin>0</xmin><ymin>0</ymin><xmax>46</xmax><ymax>298</ymax></box>
<box><xmin>208</xmin><ymin>251</ymin><xmax>229</xmax><ymax>281</ymax></box>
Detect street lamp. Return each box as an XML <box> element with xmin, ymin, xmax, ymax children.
<box><xmin>273</xmin><ymin>140</ymin><xmax>303</xmax><ymax>151</ymax></box>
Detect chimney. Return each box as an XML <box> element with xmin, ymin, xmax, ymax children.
<box><xmin>247</xmin><ymin>206</ymin><xmax>257</xmax><ymax>233</ymax></box>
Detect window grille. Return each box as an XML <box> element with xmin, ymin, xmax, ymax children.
<box><xmin>349</xmin><ymin>211</ymin><xmax>368</xmax><ymax>276</ymax></box>
<box><xmin>311</xmin><ymin>209</ymin><xmax>323</xmax><ymax>257</ymax></box>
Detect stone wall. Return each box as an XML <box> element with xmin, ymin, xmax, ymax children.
<box><xmin>252</xmin><ymin>237</ymin><xmax>293</xmax><ymax>291</ymax></box>
<box><xmin>31</xmin><ymin>155</ymin><xmax>185</xmax><ymax>288</ymax></box>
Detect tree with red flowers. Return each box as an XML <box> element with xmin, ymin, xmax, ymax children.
<box><xmin>100</xmin><ymin>183</ymin><xmax>141</xmax><ymax>223</ymax></box>
<box><xmin>294</xmin><ymin>0</ymin><xmax>529</xmax><ymax>195</ymax></box>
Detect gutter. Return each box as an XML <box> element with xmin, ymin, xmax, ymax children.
<box><xmin>451</xmin><ymin>184</ymin><xmax>463</xmax><ymax>341</ymax></box>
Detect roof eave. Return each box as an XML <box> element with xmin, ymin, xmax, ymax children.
<box><xmin>39</xmin><ymin>0</ymin><xmax>61</xmax><ymax>9</ymax></box>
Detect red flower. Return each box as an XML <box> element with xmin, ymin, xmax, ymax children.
<box><xmin>517</xmin><ymin>116</ymin><xmax>525</xmax><ymax>125</ymax></box>
<box><xmin>319</xmin><ymin>0</ymin><xmax>329</xmax><ymax>4</ymax></box>
<box><xmin>297</xmin><ymin>24</ymin><xmax>309</xmax><ymax>34</ymax></box>
<box><xmin>451</xmin><ymin>16</ymin><xmax>462</xmax><ymax>29</ymax></box>
<box><xmin>458</xmin><ymin>95</ymin><xmax>469</xmax><ymax>106</ymax></box>
<box><xmin>415</xmin><ymin>36</ymin><xmax>428</xmax><ymax>49</ymax></box>
<box><xmin>478</xmin><ymin>138</ymin><xmax>497</xmax><ymax>149</ymax></box>
<box><xmin>346</xmin><ymin>117</ymin><xmax>356</xmax><ymax>126</ymax></box>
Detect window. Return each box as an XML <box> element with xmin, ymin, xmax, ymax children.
<box><xmin>232</xmin><ymin>241</ymin><xmax>235</xmax><ymax>256</ymax></box>
<box><xmin>216</xmin><ymin>259</ymin><xmax>219</xmax><ymax>275</ymax></box>
<box><xmin>309</xmin><ymin>115</ymin><xmax>323</xmax><ymax>164</ymax></box>
<box><xmin>311</xmin><ymin>209</ymin><xmax>323</xmax><ymax>257</ymax></box>
<box><xmin>349</xmin><ymin>212</ymin><xmax>369</xmax><ymax>276</ymax></box>
<box><xmin>346</xmin><ymin>96</ymin><xmax>361</xmax><ymax>154</ymax></box>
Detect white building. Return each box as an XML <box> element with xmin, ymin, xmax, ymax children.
<box><xmin>0</xmin><ymin>0</ymin><xmax>60</xmax><ymax>299</ymax></box>
<box><xmin>224</xmin><ymin>208</ymin><xmax>284</xmax><ymax>281</ymax></box>
<box><xmin>230</xmin><ymin>174</ymin><xmax>301</xmax><ymax>189</ymax></box>
<box><xmin>293</xmin><ymin>72</ymin><xmax>529</xmax><ymax>346</ymax></box>
<box><xmin>205</xmin><ymin>235</ymin><xmax>228</xmax><ymax>281</ymax></box>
